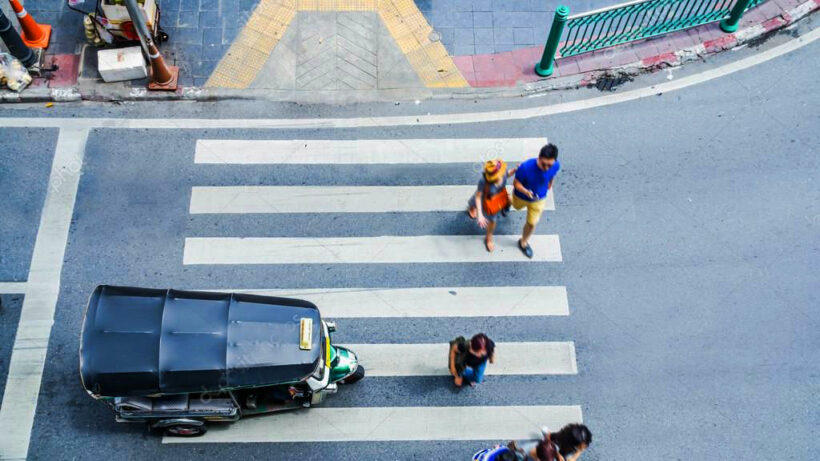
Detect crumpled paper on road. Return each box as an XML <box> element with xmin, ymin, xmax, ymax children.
<box><xmin>0</xmin><ymin>53</ymin><xmax>32</xmax><ymax>92</ymax></box>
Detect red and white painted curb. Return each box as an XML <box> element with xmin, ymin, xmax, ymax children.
<box><xmin>458</xmin><ymin>0</ymin><xmax>818</xmax><ymax>90</ymax></box>
<box><xmin>624</xmin><ymin>0</ymin><xmax>819</xmax><ymax>73</ymax></box>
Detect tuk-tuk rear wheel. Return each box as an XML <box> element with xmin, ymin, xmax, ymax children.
<box><xmin>164</xmin><ymin>424</ymin><xmax>207</xmax><ymax>437</ymax></box>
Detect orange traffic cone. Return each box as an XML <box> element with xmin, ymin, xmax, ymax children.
<box><xmin>146</xmin><ymin>39</ymin><xmax>179</xmax><ymax>90</ymax></box>
<box><xmin>8</xmin><ymin>0</ymin><xmax>50</xmax><ymax>49</ymax></box>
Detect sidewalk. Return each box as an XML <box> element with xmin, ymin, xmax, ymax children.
<box><xmin>0</xmin><ymin>0</ymin><xmax>817</xmax><ymax>102</ymax></box>
<box><xmin>453</xmin><ymin>0</ymin><xmax>818</xmax><ymax>88</ymax></box>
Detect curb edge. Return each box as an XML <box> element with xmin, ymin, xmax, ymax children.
<box><xmin>1</xmin><ymin>1</ymin><xmax>817</xmax><ymax>104</ymax></box>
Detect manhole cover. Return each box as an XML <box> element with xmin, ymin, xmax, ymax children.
<box><xmin>429</xmin><ymin>31</ymin><xmax>441</xmax><ymax>42</ymax></box>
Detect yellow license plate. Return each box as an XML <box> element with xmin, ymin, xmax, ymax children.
<box><xmin>299</xmin><ymin>318</ymin><xmax>313</xmax><ymax>350</ymax></box>
<box><xmin>325</xmin><ymin>335</ymin><xmax>332</xmax><ymax>368</ymax></box>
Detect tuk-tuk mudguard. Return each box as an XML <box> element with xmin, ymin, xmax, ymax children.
<box><xmin>329</xmin><ymin>346</ymin><xmax>359</xmax><ymax>383</ymax></box>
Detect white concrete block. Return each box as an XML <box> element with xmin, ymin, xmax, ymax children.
<box><xmin>97</xmin><ymin>46</ymin><xmax>147</xmax><ymax>82</ymax></box>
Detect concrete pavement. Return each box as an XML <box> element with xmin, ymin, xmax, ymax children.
<box><xmin>0</xmin><ymin>0</ymin><xmax>816</xmax><ymax>102</ymax></box>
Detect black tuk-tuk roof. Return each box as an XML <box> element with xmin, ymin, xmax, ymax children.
<box><xmin>80</xmin><ymin>285</ymin><xmax>322</xmax><ymax>397</ymax></box>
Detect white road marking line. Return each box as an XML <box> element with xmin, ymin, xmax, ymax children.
<box><xmin>183</xmin><ymin>235</ymin><xmax>562</xmax><ymax>264</ymax></box>
<box><xmin>346</xmin><ymin>341</ymin><xmax>577</xmax><ymax>376</ymax></box>
<box><xmin>163</xmin><ymin>405</ymin><xmax>583</xmax><ymax>443</ymax></box>
<box><xmin>0</xmin><ymin>282</ymin><xmax>27</xmax><ymax>294</ymax></box>
<box><xmin>218</xmin><ymin>286</ymin><xmax>569</xmax><ymax>317</ymax></box>
<box><xmin>0</xmin><ymin>28</ymin><xmax>816</xmax><ymax>130</ymax></box>
<box><xmin>190</xmin><ymin>185</ymin><xmax>555</xmax><ymax>213</ymax></box>
<box><xmin>0</xmin><ymin>129</ymin><xmax>88</xmax><ymax>461</ymax></box>
<box><xmin>194</xmin><ymin>138</ymin><xmax>545</xmax><ymax>164</ymax></box>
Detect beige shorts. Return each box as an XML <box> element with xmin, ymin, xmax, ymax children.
<box><xmin>512</xmin><ymin>195</ymin><xmax>548</xmax><ymax>225</ymax></box>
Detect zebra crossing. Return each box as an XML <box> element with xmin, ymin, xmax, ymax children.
<box><xmin>212</xmin><ymin>286</ymin><xmax>570</xmax><ymax>317</ymax></box>
<box><xmin>343</xmin><ymin>342</ymin><xmax>577</xmax><ymax>377</ymax></box>
<box><xmin>164</xmin><ymin>406</ymin><xmax>583</xmax><ymax>444</ymax></box>
<box><xmin>170</xmin><ymin>137</ymin><xmax>582</xmax><ymax>443</ymax></box>
<box><xmin>193</xmin><ymin>138</ymin><xmax>544</xmax><ymax>164</ymax></box>
<box><xmin>189</xmin><ymin>185</ymin><xmax>556</xmax><ymax>214</ymax></box>
<box><xmin>183</xmin><ymin>235</ymin><xmax>563</xmax><ymax>264</ymax></box>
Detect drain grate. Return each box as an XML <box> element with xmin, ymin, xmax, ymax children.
<box><xmin>592</xmin><ymin>74</ymin><xmax>633</xmax><ymax>91</ymax></box>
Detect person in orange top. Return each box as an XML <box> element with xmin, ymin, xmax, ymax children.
<box><xmin>467</xmin><ymin>159</ymin><xmax>517</xmax><ymax>252</ymax></box>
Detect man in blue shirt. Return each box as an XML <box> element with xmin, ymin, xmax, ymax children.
<box><xmin>512</xmin><ymin>143</ymin><xmax>560</xmax><ymax>258</ymax></box>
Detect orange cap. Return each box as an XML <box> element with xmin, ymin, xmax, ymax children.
<box><xmin>483</xmin><ymin>159</ymin><xmax>507</xmax><ymax>182</ymax></box>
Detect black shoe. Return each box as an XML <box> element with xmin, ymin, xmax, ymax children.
<box><xmin>518</xmin><ymin>239</ymin><xmax>533</xmax><ymax>258</ymax></box>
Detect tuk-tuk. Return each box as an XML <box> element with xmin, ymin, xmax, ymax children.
<box><xmin>79</xmin><ymin>285</ymin><xmax>364</xmax><ymax>437</ymax></box>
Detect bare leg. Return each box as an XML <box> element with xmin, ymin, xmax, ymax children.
<box><xmin>485</xmin><ymin>221</ymin><xmax>497</xmax><ymax>251</ymax></box>
<box><xmin>521</xmin><ymin>222</ymin><xmax>535</xmax><ymax>246</ymax></box>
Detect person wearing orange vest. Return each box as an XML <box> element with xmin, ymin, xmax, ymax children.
<box><xmin>467</xmin><ymin>159</ymin><xmax>517</xmax><ymax>252</ymax></box>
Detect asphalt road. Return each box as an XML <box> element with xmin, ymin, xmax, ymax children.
<box><xmin>0</xmin><ymin>129</ymin><xmax>56</xmax><ymax>281</ymax></box>
<box><xmin>0</xmin><ymin>26</ymin><xmax>818</xmax><ymax>461</ymax></box>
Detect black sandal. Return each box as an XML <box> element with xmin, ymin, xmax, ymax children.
<box><xmin>518</xmin><ymin>239</ymin><xmax>533</xmax><ymax>258</ymax></box>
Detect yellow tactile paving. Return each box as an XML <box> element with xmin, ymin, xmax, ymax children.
<box><xmin>376</xmin><ymin>0</ymin><xmax>467</xmax><ymax>87</ymax></box>
<box><xmin>205</xmin><ymin>0</ymin><xmax>297</xmax><ymax>88</ymax></box>
<box><xmin>308</xmin><ymin>0</ymin><xmax>376</xmax><ymax>11</ymax></box>
<box><xmin>336</xmin><ymin>0</ymin><xmax>377</xmax><ymax>10</ymax></box>
<box><xmin>296</xmin><ymin>0</ymin><xmax>319</xmax><ymax>10</ymax></box>
<box><xmin>205</xmin><ymin>0</ymin><xmax>467</xmax><ymax>89</ymax></box>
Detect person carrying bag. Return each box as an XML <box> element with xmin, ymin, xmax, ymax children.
<box><xmin>467</xmin><ymin>159</ymin><xmax>516</xmax><ymax>252</ymax></box>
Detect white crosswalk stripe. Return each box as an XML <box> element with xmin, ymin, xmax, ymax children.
<box><xmin>190</xmin><ymin>185</ymin><xmax>556</xmax><ymax>213</ymax></box>
<box><xmin>175</xmin><ymin>136</ymin><xmax>581</xmax><ymax>446</ymax></box>
<box><xmin>164</xmin><ymin>405</ymin><xmax>583</xmax><ymax>443</ymax></box>
<box><xmin>217</xmin><ymin>286</ymin><xmax>570</xmax><ymax>318</ymax></box>
<box><xmin>195</xmin><ymin>138</ymin><xmax>546</xmax><ymax>164</ymax></box>
<box><xmin>348</xmin><ymin>342</ymin><xmax>577</xmax><ymax>376</ymax></box>
<box><xmin>0</xmin><ymin>282</ymin><xmax>27</xmax><ymax>294</ymax></box>
<box><xmin>183</xmin><ymin>235</ymin><xmax>562</xmax><ymax>265</ymax></box>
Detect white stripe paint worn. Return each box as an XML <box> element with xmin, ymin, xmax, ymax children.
<box><xmin>221</xmin><ymin>286</ymin><xmax>569</xmax><ymax>318</ymax></box>
<box><xmin>190</xmin><ymin>185</ymin><xmax>555</xmax><ymax>214</ymax></box>
<box><xmin>164</xmin><ymin>405</ymin><xmax>583</xmax><ymax>443</ymax></box>
<box><xmin>1</xmin><ymin>27</ymin><xmax>817</xmax><ymax>131</ymax></box>
<box><xmin>194</xmin><ymin>138</ymin><xmax>545</xmax><ymax>164</ymax></box>
<box><xmin>0</xmin><ymin>129</ymin><xmax>88</xmax><ymax>461</ymax></box>
<box><xmin>0</xmin><ymin>282</ymin><xmax>27</xmax><ymax>294</ymax></box>
<box><xmin>183</xmin><ymin>235</ymin><xmax>562</xmax><ymax>265</ymax></box>
<box><xmin>347</xmin><ymin>341</ymin><xmax>577</xmax><ymax>376</ymax></box>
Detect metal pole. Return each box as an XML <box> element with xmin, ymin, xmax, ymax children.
<box><xmin>720</xmin><ymin>0</ymin><xmax>753</xmax><ymax>32</ymax></box>
<box><xmin>535</xmin><ymin>5</ymin><xmax>570</xmax><ymax>77</ymax></box>
<box><xmin>123</xmin><ymin>0</ymin><xmax>178</xmax><ymax>90</ymax></box>
<box><xmin>123</xmin><ymin>0</ymin><xmax>153</xmax><ymax>55</ymax></box>
<box><xmin>0</xmin><ymin>7</ymin><xmax>35</xmax><ymax>67</ymax></box>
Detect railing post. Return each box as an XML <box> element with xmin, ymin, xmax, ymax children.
<box><xmin>535</xmin><ymin>5</ymin><xmax>570</xmax><ymax>77</ymax></box>
<box><xmin>720</xmin><ymin>0</ymin><xmax>753</xmax><ymax>32</ymax></box>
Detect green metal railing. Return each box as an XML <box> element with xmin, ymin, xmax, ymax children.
<box><xmin>535</xmin><ymin>0</ymin><xmax>765</xmax><ymax>76</ymax></box>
